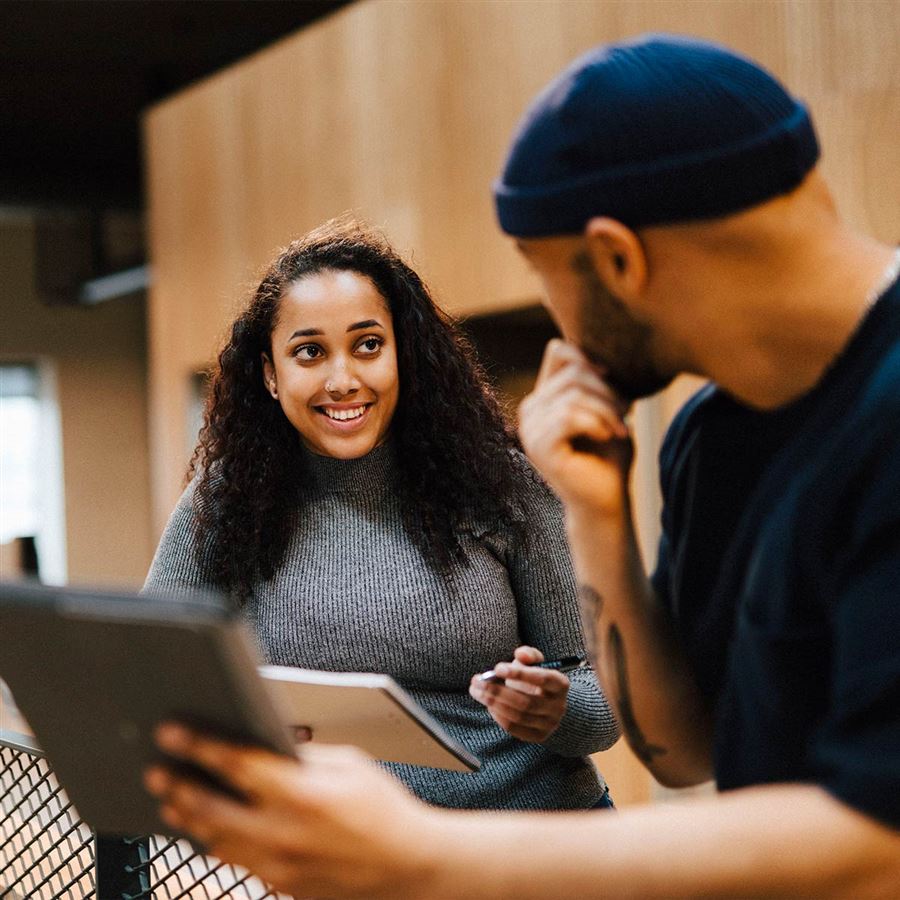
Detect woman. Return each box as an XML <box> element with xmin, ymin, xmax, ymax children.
<box><xmin>145</xmin><ymin>218</ymin><xmax>619</xmax><ymax>810</ymax></box>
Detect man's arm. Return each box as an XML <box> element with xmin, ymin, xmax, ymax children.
<box><xmin>565</xmin><ymin>502</ymin><xmax>713</xmax><ymax>783</ymax></box>
<box><xmin>435</xmin><ymin>781</ymin><xmax>900</xmax><ymax>900</ymax></box>
<box><xmin>518</xmin><ymin>339</ymin><xmax>712</xmax><ymax>785</ymax></box>
<box><xmin>145</xmin><ymin>727</ymin><xmax>900</xmax><ymax>900</ymax></box>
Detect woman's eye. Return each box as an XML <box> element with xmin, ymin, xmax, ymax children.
<box><xmin>295</xmin><ymin>344</ymin><xmax>322</xmax><ymax>361</ymax></box>
<box><xmin>357</xmin><ymin>337</ymin><xmax>383</xmax><ymax>355</ymax></box>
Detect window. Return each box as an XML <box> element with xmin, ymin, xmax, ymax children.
<box><xmin>0</xmin><ymin>362</ymin><xmax>66</xmax><ymax>583</ymax></box>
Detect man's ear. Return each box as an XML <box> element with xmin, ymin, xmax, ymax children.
<box><xmin>583</xmin><ymin>217</ymin><xmax>648</xmax><ymax>301</ymax></box>
<box><xmin>261</xmin><ymin>353</ymin><xmax>277</xmax><ymax>399</ymax></box>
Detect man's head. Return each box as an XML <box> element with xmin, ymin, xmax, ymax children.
<box><xmin>495</xmin><ymin>34</ymin><xmax>820</xmax><ymax>396</ymax></box>
<box><xmin>515</xmin><ymin>231</ymin><xmax>676</xmax><ymax>400</ymax></box>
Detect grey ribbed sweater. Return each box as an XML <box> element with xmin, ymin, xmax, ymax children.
<box><xmin>144</xmin><ymin>444</ymin><xmax>619</xmax><ymax>810</ymax></box>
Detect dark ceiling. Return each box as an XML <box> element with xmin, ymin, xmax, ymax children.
<box><xmin>0</xmin><ymin>0</ymin><xmax>353</xmax><ymax>211</ymax></box>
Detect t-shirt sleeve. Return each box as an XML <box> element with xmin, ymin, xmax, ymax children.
<box><xmin>649</xmin><ymin>384</ymin><xmax>709</xmax><ymax>611</ymax></box>
<box><xmin>503</xmin><ymin>458</ymin><xmax>620</xmax><ymax>757</ymax></box>
<box><xmin>650</xmin><ymin>491</ymin><xmax>673</xmax><ymax>611</ymax></box>
<box><xmin>811</xmin><ymin>441</ymin><xmax>900</xmax><ymax>829</ymax></box>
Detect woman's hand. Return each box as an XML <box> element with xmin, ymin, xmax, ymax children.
<box><xmin>469</xmin><ymin>646</ymin><xmax>569</xmax><ymax>743</ymax></box>
<box><xmin>144</xmin><ymin>724</ymin><xmax>440</xmax><ymax>899</ymax></box>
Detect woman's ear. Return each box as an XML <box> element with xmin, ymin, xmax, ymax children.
<box><xmin>583</xmin><ymin>217</ymin><xmax>648</xmax><ymax>302</ymax></box>
<box><xmin>261</xmin><ymin>353</ymin><xmax>278</xmax><ymax>399</ymax></box>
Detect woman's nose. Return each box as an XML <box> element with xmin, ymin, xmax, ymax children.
<box><xmin>324</xmin><ymin>362</ymin><xmax>361</xmax><ymax>396</ymax></box>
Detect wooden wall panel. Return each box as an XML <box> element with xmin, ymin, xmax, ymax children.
<box><xmin>145</xmin><ymin>0</ymin><xmax>899</xmax><ymax>806</ymax></box>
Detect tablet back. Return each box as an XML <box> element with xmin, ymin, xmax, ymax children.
<box><xmin>0</xmin><ymin>581</ymin><xmax>295</xmax><ymax>837</ymax></box>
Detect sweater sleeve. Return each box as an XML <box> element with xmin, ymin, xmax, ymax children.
<box><xmin>143</xmin><ymin>479</ymin><xmax>217</xmax><ymax>596</ymax></box>
<box><xmin>504</xmin><ymin>458</ymin><xmax>620</xmax><ymax>757</ymax></box>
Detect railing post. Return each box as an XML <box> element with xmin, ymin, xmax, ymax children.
<box><xmin>95</xmin><ymin>834</ymin><xmax>151</xmax><ymax>899</ymax></box>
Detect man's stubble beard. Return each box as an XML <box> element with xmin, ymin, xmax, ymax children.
<box><xmin>572</xmin><ymin>250</ymin><xmax>675</xmax><ymax>402</ymax></box>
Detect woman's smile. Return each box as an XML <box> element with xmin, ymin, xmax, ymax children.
<box><xmin>317</xmin><ymin>402</ymin><xmax>373</xmax><ymax>428</ymax></box>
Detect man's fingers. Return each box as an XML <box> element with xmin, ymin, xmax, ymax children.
<box><xmin>526</xmin><ymin>364</ymin><xmax>623</xmax><ymax>434</ymax></box>
<box><xmin>536</xmin><ymin>356</ymin><xmax>621</xmax><ymax>403</ymax></box>
<box><xmin>147</xmin><ymin>759</ymin><xmax>320</xmax><ymax>858</ymax></box>
<box><xmin>563</xmin><ymin>404</ymin><xmax>629</xmax><ymax>447</ymax></box>
<box><xmin>521</xmin><ymin>400</ymin><xmax>626</xmax><ymax>463</ymax></box>
<box><xmin>154</xmin><ymin>723</ymin><xmax>295</xmax><ymax>801</ymax></box>
<box><xmin>533</xmin><ymin>338</ymin><xmax>579</xmax><ymax>387</ymax></box>
<box><xmin>149</xmin><ymin>768</ymin><xmax>263</xmax><ymax>846</ymax></box>
<box><xmin>522</xmin><ymin>379</ymin><xmax>629</xmax><ymax>448</ymax></box>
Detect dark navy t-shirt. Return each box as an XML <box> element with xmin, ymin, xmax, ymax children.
<box><xmin>652</xmin><ymin>276</ymin><xmax>900</xmax><ymax>829</ymax></box>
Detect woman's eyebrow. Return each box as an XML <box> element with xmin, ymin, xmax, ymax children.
<box><xmin>347</xmin><ymin>319</ymin><xmax>382</xmax><ymax>332</ymax></box>
<box><xmin>288</xmin><ymin>327</ymin><xmax>323</xmax><ymax>339</ymax></box>
<box><xmin>287</xmin><ymin>320</ymin><xmax>382</xmax><ymax>341</ymax></box>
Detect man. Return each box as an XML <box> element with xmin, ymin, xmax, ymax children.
<box><xmin>145</xmin><ymin>34</ymin><xmax>900</xmax><ymax>898</ymax></box>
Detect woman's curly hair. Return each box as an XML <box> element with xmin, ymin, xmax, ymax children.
<box><xmin>189</xmin><ymin>218</ymin><xmax>529</xmax><ymax>603</ymax></box>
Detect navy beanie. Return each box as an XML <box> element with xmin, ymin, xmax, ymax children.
<box><xmin>494</xmin><ymin>34</ymin><xmax>820</xmax><ymax>236</ymax></box>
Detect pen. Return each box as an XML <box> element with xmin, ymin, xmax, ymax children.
<box><xmin>478</xmin><ymin>655</ymin><xmax>588</xmax><ymax>684</ymax></box>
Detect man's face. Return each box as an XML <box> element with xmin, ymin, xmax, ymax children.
<box><xmin>517</xmin><ymin>236</ymin><xmax>674</xmax><ymax>401</ymax></box>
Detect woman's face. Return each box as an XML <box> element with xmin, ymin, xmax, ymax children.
<box><xmin>262</xmin><ymin>269</ymin><xmax>400</xmax><ymax>459</ymax></box>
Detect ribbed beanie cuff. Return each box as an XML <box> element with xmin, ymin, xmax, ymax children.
<box><xmin>494</xmin><ymin>34</ymin><xmax>820</xmax><ymax>236</ymax></box>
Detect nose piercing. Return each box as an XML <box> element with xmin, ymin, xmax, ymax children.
<box><xmin>326</xmin><ymin>381</ymin><xmax>338</xmax><ymax>393</ymax></box>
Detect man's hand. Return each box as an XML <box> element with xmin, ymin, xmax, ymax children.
<box><xmin>145</xmin><ymin>735</ymin><xmax>900</xmax><ymax>900</ymax></box>
<box><xmin>519</xmin><ymin>339</ymin><xmax>633</xmax><ymax>517</ymax></box>
<box><xmin>520</xmin><ymin>338</ymin><xmax>715</xmax><ymax>784</ymax></box>
<box><xmin>468</xmin><ymin>645</ymin><xmax>569</xmax><ymax>743</ymax></box>
<box><xmin>144</xmin><ymin>724</ymin><xmax>439</xmax><ymax>900</ymax></box>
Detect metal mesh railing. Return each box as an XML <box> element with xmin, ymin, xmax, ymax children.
<box><xmin>129</xmin><ymin>836</ymin><xmax>289</xmax><ymax>899</ymax></box>
<box><xmin>1</xmin><ymin>735</ymin><xmax>95</xmax><ymax>898</ymax></box>
<box><xmin>1</xmin><ymin>732</ymin><xmax>292</xmax><ymax>899</ymax></box>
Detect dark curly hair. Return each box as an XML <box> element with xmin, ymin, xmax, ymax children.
<box><xmin>189</xmin><ymin>218</ymin><xmax>529</xmax><ymax>602</ymax></box>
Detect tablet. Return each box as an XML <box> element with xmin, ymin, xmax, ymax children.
<box><xmin>0</xmin><ymin>580</ymin><xmax>296</xmax><ymax>837</ymax></box>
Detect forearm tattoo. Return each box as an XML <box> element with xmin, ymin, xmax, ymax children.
<box><xmin>577</xmin><ymin>583</ymin><xmax>603</xmax><ymax>664</ymax></box>
<box><xmin>607</xmin><ymin>622</ymin><xmax>666</xmax><ymax>765</ymax></box>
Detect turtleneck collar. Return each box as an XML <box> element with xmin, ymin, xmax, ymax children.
<box><xmin>299</xmin><ymin>440</ymin><xmax>397</xmax><ymax>496</ymax></box>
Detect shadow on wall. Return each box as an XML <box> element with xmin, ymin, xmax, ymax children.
<box><xmin>461</xmin><ymin>303</ymin><xmax>558</xmax><ymax>411</ymax></box>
